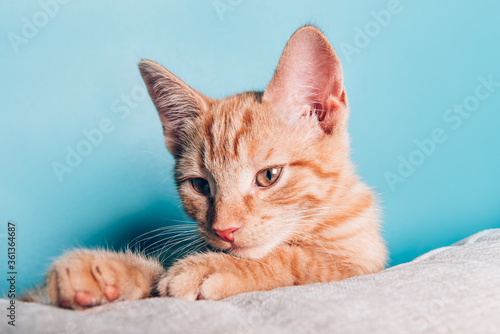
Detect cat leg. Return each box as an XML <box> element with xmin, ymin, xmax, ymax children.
<box><xmin>157</xmin><ymin>245</ymin><xmax>363</xmax><ymax>301</ymax></box>
<box><xmin>23</xmin><ymin>249</ymin><xmax>165</xmax><ymax>309</ymax></box>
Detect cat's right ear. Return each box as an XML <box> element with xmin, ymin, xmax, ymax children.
<box><xmin>139</xmin><ymin>59</ymin><xmax>208</xmax><ymax>157</ymax></box>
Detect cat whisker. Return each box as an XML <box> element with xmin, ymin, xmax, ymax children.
<box><xmin>159</xmin><ymin>165</ymin><xmax>173</xmax><ymax>175</ymax></box>
<box><xmin>159</xmin><ymin>172</ymin><xmax>176</xmax><ymax>185</ymax></box>
<box><xmin>137</xmin><ymin>149</ymin><xmax>172</xmax><ymax>164</ymax></box>
<box><xmin>153</xmin><ymin>233</ymin><xmax>201</xmax><ymax>256</ymax></box>
<box><xmin>166</xmin><ymin>238</ymin><xmax>205</xmax><ymax>259</ymax></box>
<box><xmin>131</xmin><ymin>226</ymin><xmax>199</xmax><ymax>250</ymax></box>
<box><xmin>158</xmin><ymin>238</ymin><xmax>206</xmax><ymax>261</ymax></box>
<box><xmin>136</xmin><ymin>231</ymin><xmax>193</xmax><ymax>249</ymax></box>
<box><xmin>160</xmin><ymin>220</ymin><xmax>198</xmax><ymax>226</ymax></box>
<box><xmin>129</xmin><ymin>226</ymin><xmax>184</xmax><ymax>248</ymax></box>
<box><xmin>142</xmin><ymin>231</ymin><xmax>199</xmax><ymax>254</ymax></box>
<box><xmin>182</xmin><ymin>241</ymin><xmax>208</xmax><ymax>258</ymax></box>
<box><xmin>192</xmin><ymin>242</ymin><xmax>209</xmax><ymax>253</ymax></box>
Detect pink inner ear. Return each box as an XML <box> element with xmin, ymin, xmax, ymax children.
<box><xmin>264</xmin><ymin>26</ymin><xmax>345</xmax><ymax>130</ymax></box>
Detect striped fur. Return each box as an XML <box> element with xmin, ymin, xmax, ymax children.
<box><xmin>33</xmin><ymin>26</ymin><xmax>387</xmax><ymax>308</ymax></box>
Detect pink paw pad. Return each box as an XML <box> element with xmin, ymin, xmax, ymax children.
<box><xmin>74</xmin><ymin>291</ymin><xmax>94</xmax><ymax>306</ymax></box>
<box><xmin>104</xmin><ymin>285</ymin><xmax>120</xmax><ymax>301</ymax></box>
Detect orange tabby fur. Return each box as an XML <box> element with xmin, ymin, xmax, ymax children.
<box><xmin>27</xmin><ymin>26</ymin><xmax>387</xmax><ymax>308</ymax></box>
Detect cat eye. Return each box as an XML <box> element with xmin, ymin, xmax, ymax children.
<box><xmin>190</xmin><ymin>178</ymin><xmax>210</xmax><ymax>196</ymax></box>
<box><xmin>255</xmin><ymin>167</ymin><xmax>283</xmax><ymax>188</ymax></box>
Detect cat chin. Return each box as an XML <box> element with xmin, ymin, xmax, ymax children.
<box><xmin>228</xmin><ymin>242</ymin><xmax>276</xmax><ymax>260</ymax></box>
<box><xmin>205</xmin><ymin>235</ymin><xmax>280</xmax><ymax>259</ymax></box>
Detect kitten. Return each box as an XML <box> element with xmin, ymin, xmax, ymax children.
<box><xmin>29</xmin><ymin>26</ymin><xmax>387</xmax><ymax>308</ymax></box>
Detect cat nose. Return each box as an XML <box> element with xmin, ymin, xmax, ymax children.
<box><xmin>213</xmin><ymin>226</ymin><xmax>240</xmax><ymax>242</ymax></box>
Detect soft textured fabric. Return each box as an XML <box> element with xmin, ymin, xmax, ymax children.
<box><xmin>3</xmin><ymin>229</ymin><xmax>500</xmax><ymax>334</ymax></box>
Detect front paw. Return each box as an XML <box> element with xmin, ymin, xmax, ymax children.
<box><xmin>157</xmin><ymin>253</ymin><xmax>245</xmax><ymax>301</ymax></box>
<box><xmin>43</xmin><ymin>249</ymin><xmax>163</xmax><ymax>309</ymax></box>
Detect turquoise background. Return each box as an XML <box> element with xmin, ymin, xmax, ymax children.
<box><xmin>1</xmin><ymin>0</ymin><xmax>499</xmax><ymax>294</ymax></box>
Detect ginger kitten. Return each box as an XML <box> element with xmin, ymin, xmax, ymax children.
<box><xmin>29</xmin><ymin>26</ymin><xmax>387</xmax><ymax>308</ymax></box>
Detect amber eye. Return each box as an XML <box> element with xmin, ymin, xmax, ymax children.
<box><xmin>190</xmin><ymin>178</ymin><xmax>210</xmax><ymax>196</ymax></box>
<box><xmin>256</xmin><ymin>167</ymin><xmax>283</xmax><ymax>187</ymax></box>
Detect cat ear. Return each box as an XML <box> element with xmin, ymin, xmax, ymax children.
<box><xmin>139</xmin><ymin>59</ymin><xmax>208</xmax><ymax>157</ymax></box>
<box><xmin>263</xmin><ymin>26</ymin><xmax>347</xmax><ymax>134</ymax></box>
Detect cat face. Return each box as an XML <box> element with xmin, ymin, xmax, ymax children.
<box><xmin>140</xmin><ymin>26</ymin><xmax>351</xmax><ymax>259</ymax></box>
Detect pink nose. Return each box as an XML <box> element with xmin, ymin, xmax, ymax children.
<box><xmin>213</xmin><ymin>226</ymin><xmax>240</xmax><ymax>242</ymax></box>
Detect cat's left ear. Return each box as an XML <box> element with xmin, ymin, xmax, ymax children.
<box><xmin>263</xmin><ymin>26</ymin><xmax>347</xmax><ymax>134</ymax></box>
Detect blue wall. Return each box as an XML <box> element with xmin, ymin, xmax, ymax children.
<box><xmin>1</xmin><ymin>0</ymin><xmax>499</xmax><ymax>293</ymax></box>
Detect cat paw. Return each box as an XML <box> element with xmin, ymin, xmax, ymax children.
<box><xmin>44</xmin><ymin>249</ymin><xmax>164</xmax><ymax>309</ymax></box>
<box><xmin>157</xmin><ymin>253</ymin><xmax>244</xmax><ymax>301</ymax></box>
